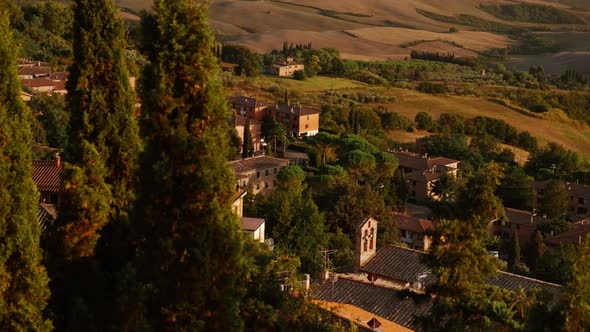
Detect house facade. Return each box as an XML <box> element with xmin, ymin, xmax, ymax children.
<box><xmin>32</xmin><ymin>156</ymin><xmax>63</xmax><ymax>205</ymax></box>
<box><xmin>229</xmin><ymin>96</ymin><xmax>320</xmax><ymax>138</ymax></box>
<box><xmin>269</xmin><ymin>57</ymin><xmax>305</xmax><ymax>77</ymax></box>
<box><xmin>489</xmin><ymin>208</ymin><xmax>550</xmax><ymax>248</ymax></box>
<box><xmin>391</xmin><ymin>150</ymin><xmax>459</xmax><ymax>199</ymax></box>
<box><xmin>230</xmin><ymin>155</ymin><xmax>290</xmax><ymax>195</ymax></box>
<box><xmin>394</xmin><ymin>212</ymin><xmax>435</xmax><ymax>251</ymax></box>
<box><xmin>231</xmin><ymin>189</ymin><xmax>266</xmax><ymax>243</ymax></box>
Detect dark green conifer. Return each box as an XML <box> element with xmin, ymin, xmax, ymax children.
<box><xmin>0</xmin><ymin>11</ymin><xmax>51</xmax><ymax>331</ymax></box>
<box><xmin>66</xmin><ymin>0</ymin><xmax>140</xmax><ymax>223</ymax></box>
<box><xmin>126</xmin><ymin>0</ymin><xmax>246</xmax><ymax>329</ymax></box>
<box><xmin>242</xmin><ymin>117</ymin><xmax>253</xmax><ymax>159</ymax></box>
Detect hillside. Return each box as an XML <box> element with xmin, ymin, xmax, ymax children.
<box><xmin>226</xmin><ymin>75</ymin><xmax>590</xmax><ymax>158</ymax></box>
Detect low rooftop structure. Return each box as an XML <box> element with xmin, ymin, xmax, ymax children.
<box><xmin>545</xmin><ymin>221</ymin><xmax>590</xmax><ymax>247</ymax></box>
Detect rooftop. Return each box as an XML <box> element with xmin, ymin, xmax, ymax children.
<box><xmin>361</xmin><ymin>245</ymin><xmax>561</xmax><ymax>306</ymax></box>
<box><xmin>49</xmin><ymin>71</ymin><xmax>70</xmax><ymax>81</ymax></box>
<box><xmin>266</xmin><ymin>103</ymin><xmax>320</xmax><ymax>116</ymax></box>
<box><xmin>229</xmin><ymin>96</ymin><xmax>271</xmax><ymax>109</ymax></box>
<box><xmin>391</xmin><ymin>151</ymin><xmax>459</xmax><ymax>172</ymax></box>
<box><xmin>32</xmin><ymin>160</ymin><xmax>63</xmax><ymax>192</ymax></box>
<box><xmin>229</xmin><ymin>155</ymin><xmax>289</xmax><ymax>174</ymax></box>
<box><xmin>313</xmin><ymin>277</ymin><xmax>431</xmax><ymax>330</ymax></box>
<box><xmin>505</xmin><ymin>207</ymin><xmax>550</xmax><ymax>226</ymax></box>
<box><xmin>545</xmin><ymin>221</ymin><xmax>590</xmax><ymax>247</ymax></box>
<box><xmin>21</xmin><ymin>78</ymin><xmax>56</xmax><ymax>88</ymax></box>
<box><xmin>241</xmin><ymin>217</ymin><xmax>265</xmax><ymax>231</ymax></box>
<box><xmin>18</xmin><ymin>66</ymin><xmax>52</xmax><ymax>76</ymax></box>
<box><xmin>394</xmin><ymin>213</ymin><xmax>435</xmax><ymax>234</ymax></box>
<box><xmin>37</xmin><ymin>203</ymin><xmax>57</xmax><ymax>232</ymax></box>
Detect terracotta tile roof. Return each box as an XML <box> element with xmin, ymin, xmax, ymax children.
<box><xmin>266</xmin><ymin>104</ymin><xmax>320</xmax><ymax>116</ymax></box>
<box><xmin>32</xmin><ymin>160</ymin><xmax>63</xmax><ymax>192</ymax></box>
<box><xmin>229</xmin><ymin>155</ymin><xmax>289</xmax><ymax>174</ymax></box>
<box><xmin>391</xmin><ymin>151</ymin><xmax>459</xmax><ymax>172</ymax></box>
<box><xmin>21</xmin><ymin>78</ymin><xmax>56</xmax><ymax>88</ymax></box>
<box><xmin>487</xmin><ymin>272</ymin><xmax>561</xmax><ymax>307</ymax></box>
<box><xmin>18</xmin><ymin>66</ymin><xmax>52</xmax><ymax>76</ymax></box>
<box><xmin>361</xmin><ymin>245</ymin><xmax>561</xmax><ymax>306</ymax></box>
<box><xmin>394</xmin><ymin>213</ymin><xmax>435</xmax><ymax>234</ymax></box>
<box><xmin>49</xmin><ymin>71</ymin><xmax>69</xmax><ymax>81</ymax></box>
<box><xmin>241</xmin><ymin>217</ymin><xmax>265</xmax><ymax>231</ymax></box>
<box><xmin>313</xmin><ymin>277</ymin><xmax>432</xmax><ymax>330</ymax></box>
<box><xmin>544</xmin><ymin>222</ymin><xmax>590</xmax><ymax>247</ymax></box>
<box><xmin>361</xmin><ymin>246</ymin><xmax>436</xmax><ymax>285</ymax></box>
<box><xmin>229</xmin><ymin>96</ymin><xmax>271</xmax><ymax>109</ymax></box>
<box><xmin>52</xmin><ymin>80</ymin><xmax>67</xmax><ymax>91</ymax></box>
<box><xmin>505</xmin><ymin>208</ymin><xmax>550</xmax><ymax>226</ymax></box>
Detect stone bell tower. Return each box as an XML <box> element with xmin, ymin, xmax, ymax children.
<box><xmin>354</xmin><ymin>217</ymin><xmax>378</xmax><ymax>272</ymax></box>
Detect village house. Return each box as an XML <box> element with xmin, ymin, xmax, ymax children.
<box><xmin>313</xmin><ymin>217</ymin><xmax>562</xmax><ymax>331</ymax></box>
<box><xmin>231</xmin><ymin>190</ymin><xmax>266</xmax><ymax>243</ymax></box>
<box><xmin>264</xmin><ymin>102</ymin><xmax>320</xmax><ymax>138</ymax></box>
<box><xmin>32</xmin><ymin>155</ymin><xmax>63</xmax><ymax>206</ymax></box>
<box><xmin>394</xmin><ymin>212</ymin><xmax>435</xmax><ymax>251</ymax></box>
<box><xmin>49</xmin><ymin>71</ymin><xmax>70</xmax><ymax>81</ymax></box>
<box><xmin>390</xmin><ymin>150</ymin><xmax>460</xmax><ymax>199</ymax></box>
<box><xmin>21</xmin><ymin>78</ymin><xmax>58</xmax><ymax>93</ymax></box>
<box><xmin>544</xmin><ymin>220</ymin><xmax>590</xmax><ymax>248</ymax></box>
<box><xmin>17</xmin><ymin>66</ymin><xmax>52</xmax><ymax>79</ymax></box>
<box><xmin>229</xmin><ymin>95</ymin><xmax>320</xmax><ymax>139</ymax></box>
<box><xmin>229</xmin><ymin>155</ymin><xmax>290</xmax><ymax>195</ymax></box>
<box><xmin>489</xmin><ymin>208</ymin><xmax>550</xmax><ymax>248</ymax></box>
<box><xmin>534</xmin><ymin>180</ymin><xmax>590</xmax><ymax>220</ymax></box>
<box><xmin>268</xmin><ymin>57</ymin><xmax>305</xmax><ymax>77</ymax></box>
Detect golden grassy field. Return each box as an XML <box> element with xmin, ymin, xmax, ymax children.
<box><xmin>346</xmin><ymin>28</ymin><xmax>514</xmax><ymax>52</ymax></box>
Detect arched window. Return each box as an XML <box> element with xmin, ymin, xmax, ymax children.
<box><xmin>363</xmin><ymin>239</ymin><xmax>368</xmax><ymax>252</ymax></box>
<box><xmin>369</xmin><ymin>228</ymin><xmax>375</xmax><ymax>250</ymax></box>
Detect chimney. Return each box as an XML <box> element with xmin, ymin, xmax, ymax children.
<box><xmin>55</xmin><ymin>153</ymin><xmax>61</xmax><ymax>168</ymax></box>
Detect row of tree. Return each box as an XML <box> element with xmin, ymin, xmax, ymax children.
<box><xmin>2</xmin><ymin>0</ymin><xmax>355</xmax><ymax>330</ymax></box>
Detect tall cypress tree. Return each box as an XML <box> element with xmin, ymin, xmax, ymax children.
<box><xmin>0</xmin><ymin>11</ymin><xmax>51</xmax><ymax>331</ymax></box>
<box><xmin>66</xmin><ymin>0</ymin><xmax>140</xmax><ymax>226</ymax></box>
<box><xmin>242</xmin><ymin>117</ymin><xmax>253</xmax><ymax>159</ymax></box>
<box><xmin>47</xmin><ymin>0</ymin><xmax>140</xmax><ymax>329</ymax></box>
<box><xmin>126</xmin><ymin>0</ymin><xmax>246</xmax><ymax>329</ymax></box>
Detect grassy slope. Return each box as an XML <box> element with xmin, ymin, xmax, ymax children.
<box><xmin>231</xmin><ymin>75</ymin><xmax>590</xmax><ymax>157</ymax></box>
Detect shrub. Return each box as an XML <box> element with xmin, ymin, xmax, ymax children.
<box><xmin>417</xmin><ymin>82</ymin><xmax>447</xmax><ymax>94</ymax></box>
<box><xmin>293</xmin><ymin>69</ymin><xmax>307</xmax><ymax>80</ymax></box>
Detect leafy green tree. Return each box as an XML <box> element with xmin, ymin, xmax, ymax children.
<box><xmin>539</xmin><ymin>180</ymin><xmax>569</xmax><ymax>220</ymax></box>
<box><xmin>497</xmin><ymin>166</ymin><xmax>535</xmax><ymax>211</ymax></box>
<box><xmin>526</xmin><ymin>143</ymin><xmax>580</xmax><ymax>179</ymax></box>
<box><xmin>125</xmin><ymin>1</ymin><xmax>247</xmax><ymax>329</ymax></box>
<box><xmin>415</xmin><ymin>111</ymin><xmax>436</xmax><ymax>131</ymax></box>
<box><xmin>307</xmin><ymin>132</ymin><xmax>337</xmax><ymax>166</ymax></box>
<box><xmin>305</xmin><ymin>54</ymin><xmax>321</xmax><ymax>77</ymax></box>
<box><xmin>29</xmin><ymin>93</ymin><xmax>69</xmax><ymax>150</ymax></box>
<box><xmin>431</xmin><ymin>172</ymin><xmax>458</xmax><ymax>201</ymax></box>
<box><xmin>293</xmin><ymin>69</ymin><xmax>306</xmax><ymax>80</ymax></box>
<box><xmin>562</xmin><ymin>234</ymin><xmax>590</xmax><ymax>331</ymax></box>
<box><xmin>221</xmin><ymin>44</ymin><xmax>261</xmax><ymax>76</ymax></box>
<box><xmin>423</xmin><ymin>218</ymin><xmax>532</xmax><ymax>330</ymax></box>
<box><xmin>242</xmin><ymin>117</ymin><xmax>254</xmax><ymax>159</ymax></box>
<box><xmin>0</xmin><ymin>11</ymin><xmax>51</xmax><ymax>330</ymax></box>
<box><xmin>263</xmin><ymin>166</ymin><xmax>328</xmax><ymax>276</ymax></box>
<box><xmin>457</xmin><ymin>162</ymin><xmax>506</xmax><ymax>223</ymax></box>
